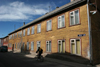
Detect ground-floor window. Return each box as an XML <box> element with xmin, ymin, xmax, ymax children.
<box><xmin>31</xmin><ymin>42</ymin><xmax>34</xmax><ymax>50</ymax></box>
<box><xmin>22</xmin><ymin>43</ymin><xmax>25</xmax><ymax>50</ymax></box>
<box><xmin>58</xmin><ymin>40</ymin><xmax>65</xmax><ymax>53</ymax></box>
<box><xmin>46</xmin><ymin>41</ymin><xmax>51</xmax><ymax>52</ymax></box>
<box><xmin>70</xmin><ymin>39</ymin><xmax>81</xmax><ymax>55</ymax></box>
<box><xmin>37</xmin><ymin>41</ymin><xmax>40</xmax><ymax>50</ymax></box>
<box><xmin>27</xmin><ymin>42</ymin><xmax>29</xmax><ymax>50</ymax></box>
<box><xmin>15</xmin><ymin>43</ymin><xmax>16</xmax><ymax>48</ymax></box>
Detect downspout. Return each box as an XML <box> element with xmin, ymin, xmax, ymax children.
<box><xmin>87</xmin><ymin>0</ymin><xmax>93</xmax><ymax>64</ymax></box>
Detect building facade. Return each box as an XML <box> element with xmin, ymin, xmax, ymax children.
<box><xmin>3</xmin><ymin>36</ymin><xmax>8</xmax><ymax>46</ymax></box>
<box><xmin>0</xmin><ymin>38</ymin><xmax>3</xmax><ymax>47</ymax></box>
<box><xmin>8</xmin><ymin>0</ymin><xmax>100</xmax><ymax>64</ymax></box>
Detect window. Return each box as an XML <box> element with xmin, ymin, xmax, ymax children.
<box><xmin>31</xmin><ymin>26</ymin><xmax>34</xmax><ymax>34</ymax></box>
<box><xmin>46</xmin><ymin>41</ymin><xmax>51</xmax><ymax>52</ymax></box>
<box><xmin>22</xmin><ymin>43</ymin><xmax>25</xmax><ymax>49</ymax></box>
<box><xmin>47</xmin><ymin>20</ymin><xmax>52</xmax><ymax>31</ymax></box>
<box><xmin>27</xmin><ymin>28</ymin><xmax>30</xmax><ymax>35</ymax></box>
<box><xmin>27</xmin><ymin>42</ymin><xmax>29</xmax><ymax>50</ymax></box>
<box><xmin>15</xmin><ymin>33</ymin><xmax>17</xmax><ymax>38</ymax></box>
<box><xmin>70</xmin><ymin>39</ymin><xmax>81</xmax><ymax>55</ymax></box>
<box><xmin>9</xmin><ymin>35</ymin><xmax>12</xmax><ymax>39</ymax></box>
<box><xmin>15</xmin><ymin>43</ymin><xmax>16</xmax><ymax>48</ymax></box>
<box><xmin>37</xmin><ymin>24</ymin><xmax>41</xmax><ymax>33</ymax></box>
<box><xmin>58</xmin><ymin>15</ymin><xmax>65</xmax><ymax>28</ymax></box>
<box><xmin>23</xmin><ymin>30</ymin><xmax>25</xmax><ymax>36</ymax></box>
<box><xmin>31</xmin><ymin>42</ymin><xmax>34</xmax><ymax>50</ymax></box>
<box><xmin>13</xmin><ymin>34</ymin><xmax>14</xmax><ymax>39</ymax></box>
<box><xmin>20</xmin><ymin>31</ymin><xmax>22</xmax><ymax>37</ymax></box>
<box><xmin>70</xmin><ymin>9</ymin><xmax>79</xmax><ymax>25</ymax></box>
<box><xmin>37</xmin><ymin>41</ymin><xmax>40</xmax><ymax>50</ymax></box>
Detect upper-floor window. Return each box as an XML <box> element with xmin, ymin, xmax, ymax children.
<box><xmin>47</xmin><ymin>20</ymin><xmax>52</xmax><ymax>31</ymax></box>
<box><xmin>31</xmin><ymin>26</ymin><xmax>34</xmax><ymax>34</ymax></box>
<box><xmin>15</xmin><ymin>33</ymin><xmax>17</xmax><ymax>38</ymax></box>
<box><xmin>13</xmin><ymin>34</ymin><xmax>14</xmax><ymax>39</ymax></box>
<box><xmin>27</xmin><ymin>28</ymin><xmax>30</xmax><ymax>35</ymax></box>
<box><xmin>9</xmin><ymin>35</ymin><xmax>12</xmax><ymax>39</ymax></box>
<box><xmin>23</xmin><ymin>30</ymin><xmax>25</xmax><ymax>36</ymax></box>
<box><xmin>58</xmin><ymin>15</ymin><xmax>65</xmax><ymax>28</ymax></box>
<box><xmin>70</xmin><ymin>9</ymin><xmax>79</xmax><ymax>26</ymax></box>
<box><xmin>37</xmin><ymin>24</ymin><xmax>41</xmax><ymax>33</ymax></box>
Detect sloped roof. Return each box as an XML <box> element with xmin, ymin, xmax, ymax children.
<box><xmin>9</xmin><ymin>0</ymin><xmax>86</xmax><ymax>35</ymax></box>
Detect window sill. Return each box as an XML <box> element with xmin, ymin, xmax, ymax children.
<box><xmin>46</xmin><ymin>30</ymin><xmax>52</xmax><ymax>32</ymax></box>
<box><xmin>69</xmin><ymin>23</ymin><xmax>81</xmax><ymax>27</ymax></box>
<box><xmin>37</xmin><ymin>32</ymin><xmax>41</xmax><ymax>34</ymax></box>
<box><xmin>57</xmin><ymin>26</ymin><xmax>66</xmax><ymax>29</ymax></box>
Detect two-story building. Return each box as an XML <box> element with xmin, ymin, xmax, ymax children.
<box><xmin>8</xmin><ymin>0</ymin><xmax>100</xmax><ymax>64</ymax></box>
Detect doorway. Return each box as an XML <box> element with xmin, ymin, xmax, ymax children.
<box><xmin>58</xmin><ymin>40</ymin><xmax>65</xmax><ymax>53</ymax></box>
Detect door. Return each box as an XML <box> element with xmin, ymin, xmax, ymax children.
<box><xmin>70</xmin><ymin>39</ymin><xmax>81</xmax><ymax>55</ymax></box>
<box><xmin>76</xmin><ymin>39</ymin><xmax>81</xmax><ymax>55</ymax></box>
<box><xmin>58</xmin><ymin>40</ymin><xmax>65</xmax><ymax>53</ymax></box>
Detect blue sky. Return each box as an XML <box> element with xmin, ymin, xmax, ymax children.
<box><xmin>0</xmin><ymin>0</ymin><xmax>70</xmax><ymax>38</ymax></box>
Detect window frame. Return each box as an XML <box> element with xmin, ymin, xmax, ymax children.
<box><xmin>37</xmin><ymin>41</ymin><xmax>41</xmax><ymax>50</ymax></box>
<box><xmin>69</xmin><ymin>9</ymin><xmax>80</xmax><ymax>26</ymax></box>
<box><xmin>31</xmin><ymin>26</ymin><xmax>35</xmax><ymax>34</ymax></box>
<box><xmin>46</xmin><ymin>41</ymin><xmax>51</xmax><ymax>52</ymax></box>
<box><xmin>31</xmin><ymin>41</ymin><xmax>34</xmax><ymax>50</ymax></box>
<box><xmin>27</xmin><ymin>42</ymin><xmax>29</xmax><ymax>50</ymax></box>
<box><xmin>23</xmin><ymin>29</ymin><xmax>25</xmax><ymax>36</ymax></box>
<box><xmin>37</xmin><ymin>24</ymin><xmax>41</xmax><ymax>33</ymax></box>
<box><xmin>58</xmin><ymin>14</ymin><xmax>65</xmax><ymax>29</ymax></box>
<box><xmin>27</xmin><ymin>28</ymin><xmax>30</xmax><ymax>35</ymax></box>
<box><xmin>46</xmin><ymin>20</ymin><xmax>52</xmax><ymax>31</ymax></box>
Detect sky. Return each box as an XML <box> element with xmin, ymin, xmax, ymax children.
<box><xmin>0</xmin><ymin>0</ymin><xmax>70</xmax><ymax>38</ymax></box>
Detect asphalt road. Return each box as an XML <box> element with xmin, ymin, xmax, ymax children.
<box><xmin>0</xmin><ymin>51</ymin><xmax>69</xmax><ymax>67</ymax></box>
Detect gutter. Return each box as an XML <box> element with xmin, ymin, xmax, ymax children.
<box><xmin>87</xmin><ymin>0</ymin><xmax>93</xmax><ymax>64</ymax></box>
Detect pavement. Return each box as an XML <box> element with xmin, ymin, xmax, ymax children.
<box><xmin>8</xmin><ymin>49</ymin><xmax>100</xmax><ymax>67</ymax></box>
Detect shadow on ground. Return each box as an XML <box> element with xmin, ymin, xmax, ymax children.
<box><xmin>45</xmin><ymin>52</ymin><xmax>91</xmax><ymax>65</ymax></box>
<box><xmin>7</xmin><ymin>50</ymin><xmax>96</xmax><ymax>66</ymax></box>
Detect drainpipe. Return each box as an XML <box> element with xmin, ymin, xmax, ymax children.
<box><xmin>87</xmin><ymin>0</ymin><xmax>93</xmax><ymax>64</ymax></box>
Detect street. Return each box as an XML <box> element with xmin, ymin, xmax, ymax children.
<box><xmin>0</xmin><ymin>51</ymin><xmax>69</xmax><ymax>67</ymax></box>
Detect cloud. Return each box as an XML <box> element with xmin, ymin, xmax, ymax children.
<box><xmin>0</xmin><ymin>1</ymin><xmax>56</xmax><ymax>21</ymax></box>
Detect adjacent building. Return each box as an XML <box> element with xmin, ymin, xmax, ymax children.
<box><xmin>7</xmin><ymin>0</ymin><xmax>100</xmax><ymax>64</ymax></box>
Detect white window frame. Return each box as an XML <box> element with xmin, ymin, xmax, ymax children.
<box><xmin>70</xmin><ymin>9</ymin><xmax>79</xmax><ymax>25</ymax></box>
<box><xmin>31</xmin><ymin>42</ymin><xmax>34</xmax><ymax>50</ymax></box>
<box><xmin>47</xmin><ymin>20</ymin><xmax>52</xmax><ymax>31</ymax></box>
<box><xmin>46</xmin><ymin>41</ymin><xmax>51</xmax><ymax>52</ymax></box>
<box><xmin>23</xmin><ymin>30</ymin><xmax>25</xmax><ymax>36</ymax></box>
<box><xmin>31</xmin><ymin>26</ymin><xmax>34</xmax><ymax>34</ymax></box>
<box><xmin>27</xmin><ymin>42</ymin><xmax>29</xmax><ymax>50</ymax></box>
<box><xmin>70</xmin><ymin>39</ymin><xmax>81</xmax><ymax>55</ymax></box>
<box><xmin>27</xmin><ymin>28</ymin><xmax>30</xmax><ymax>35</ymax></box>
<box><xmin>58</xmin><ymin>15</ymin><xmax>65</xmax><ymax>28</ymax></box>
<box><xmin>37</xmin><ymin>41</ymin><xmax>40</xmax><ymax>50</ymax></box>
<box><xmin>37</xmin><ymin>24</ymin><xmax>41</xmax><ymax>33</ymax></box>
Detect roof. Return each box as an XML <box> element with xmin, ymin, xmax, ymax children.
<box><xmin>8</xmin><ymin>0</ymin><xmax>86</xmax><ymax>35</ymax></box>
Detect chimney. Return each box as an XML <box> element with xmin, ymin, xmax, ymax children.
<box><xmin>71</xmin><ymin>0</ymin><xmax>75</xmax><ymax>2</ymax></box>
<box><xmin>23</xmin><ymin>22</ymin><xmax>25</xmax><ymax>25</ymax></box>
<box><xmin>56</xmin><ymin>6</ymin><xmax>59</xmax><ymax>9</ymax></box>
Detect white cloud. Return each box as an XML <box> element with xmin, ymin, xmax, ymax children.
<box><xmin>0</xmin><ymin>1</ymin><xmax>56</xmax><ymax>21</ymax></box>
